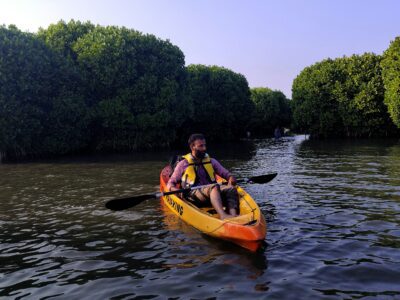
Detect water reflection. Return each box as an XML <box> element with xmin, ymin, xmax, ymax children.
<box><xmin>160</xmin><ymin>202</ymin><xmax>268</xmax><ymax>278</ymax></box>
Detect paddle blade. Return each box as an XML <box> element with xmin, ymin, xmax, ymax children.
<box><xmin>105</xmin><ymin>193</ymin><xmax>157</xmax><ymax>211</ymax></box>
<box><xmin>248</xmin><ymin>173</ymin><xmax>277</xmax><ymax>184</ymax></box>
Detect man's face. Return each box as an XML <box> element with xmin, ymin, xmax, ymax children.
<box><xmin>191</xmin><ymin>139</ymin><xmax>207</xmax><ymax>159</ymax></box>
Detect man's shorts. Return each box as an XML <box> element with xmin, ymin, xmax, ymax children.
<box><xmin>188</xmin><ymin>184</ymin><xmax>239</xmax><ymax>211</ymax></box>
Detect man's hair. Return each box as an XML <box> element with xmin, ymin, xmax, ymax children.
<box><xmin>188</xmin><ymin>133</ymin><xmax>205</xmax><ymax>146</ymax></box>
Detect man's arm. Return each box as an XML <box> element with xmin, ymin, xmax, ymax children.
<box><xmin>211</xmin><ymin>158</ymin><xmax>237</xmax><ymax>186</ymax></box>
<box><xmin>167</xmin><ymin>160</ymin><xmax>187</xmax><ymax>191</ymax></box>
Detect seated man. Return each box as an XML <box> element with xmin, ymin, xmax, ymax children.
<box><xmin>167</xmin><ymin>133</ymin><xmax>239</xmax><ymax>220</ymax></box>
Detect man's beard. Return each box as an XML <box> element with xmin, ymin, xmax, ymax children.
<box><xmin>194</xmin><ymin>150</ymin><xmax>206</xmax><ymax>159</ymax></box>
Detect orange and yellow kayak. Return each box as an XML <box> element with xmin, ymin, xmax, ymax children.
<box><xmin>159</xmin><ymin>165</ymin><xmax>266</xmax><ymax>251</ymax></box>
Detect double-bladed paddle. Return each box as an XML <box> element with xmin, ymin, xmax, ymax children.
<box><xmin>105</xmin><ymin>172</ymin><xmax>277</xmax><ymax>211</ymax></box>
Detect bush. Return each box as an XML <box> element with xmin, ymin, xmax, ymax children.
<box><xmin>184</xmin><ymin>65</ymin><xmax>253</xmax><ymax>141</ymax></box>
<box><xmin>381</xmin><ymin>37</ymin><xmax>400</xmax><ymax>128</ymax></box>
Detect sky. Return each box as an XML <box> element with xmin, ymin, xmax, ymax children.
<box><xmin>1</xmin><ymin>0</ymin><xmax>399</xmax><ymax>98</ymax></box>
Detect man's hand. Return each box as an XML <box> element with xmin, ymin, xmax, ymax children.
<box><xmin>169</xmin><ymin>185</ymin><xmax>190</xmax><ymax>198</ymax></box>
<box><xmin>182</xmin><ymin>188</ymin><xmax>191</xmax><ymax>198</ymax></box>
<box><xmin>228</xmin><ymin>176</ymin><xmax>237</xmax><ymax>186</ymax></box>
<box><xmin>168</xmin><ymin>186</ymin><xmax>179</xmax><ymax>192</ymax></box>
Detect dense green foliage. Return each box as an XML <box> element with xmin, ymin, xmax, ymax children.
<box><xmin>381</xmin><ymin>37</ymin><xmax>400</xmax><ymax>128</ymax></box>
<box><xmin>0</xmin><ymin>25</ymin><xmax>87</xmax><ymax>159</ymax></box>
<box><xmin>2</xmin><ymin>21</ymin><xmax>264</xmax><ymax>161</ymax></box>
<box><xmin>250</xmin><ymin>88</ymin><xmax>291</xmax><ymax>136</ymax></box>
<box><xmin>184</xmin><ymin>65</ymin><xmax>254</xmax><ymax>141</ymax></box>
<box><xmin>37</xmin><ymin>20</ymin><xmax>95</xmax><ymax>61</ymax></box>
<box><xmin>292</xmin><ymin>53</ymin><xmax>397</xmax><ymax>138</ymax></box>
<box><xmin>0</xmin><ymin>21</ymin><xmax>191</xmax><ymax>160</ymax></box>
<box><xmin>3</xmin><ymin>19</ymin><xmax>397</xmax><ymax>162</ymax></box>
<box><xmin>292</xmin><ymin>58</ymin><xmax>343</xmax><ymax>137</ymax></box>
<box><xmin>39</xmin><ymin>20</ymin><xmax>189</xmax><ymax>151</ymax></box>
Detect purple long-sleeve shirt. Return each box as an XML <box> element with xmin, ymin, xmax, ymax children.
<box><xmin>167</xmin><ymin>156</ymin><xmax>231</xmax><ymax>189</ymax></box>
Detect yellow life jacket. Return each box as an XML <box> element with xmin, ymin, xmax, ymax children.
<box><xmin>181</xmin><ymin>153</ymin><xmax>216</xmax><ymax>188</ymax></box>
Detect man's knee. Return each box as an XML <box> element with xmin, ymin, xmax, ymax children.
<box><xmin>210</xmin><ymin>184</ymin><xmax>221</xmax><ymax>194</ymax></box>
<box><xmin>223</xmin><ymin>186</ymin><xmax>238</xmax><ymax>197</ymax></box>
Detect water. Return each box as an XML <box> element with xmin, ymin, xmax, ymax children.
<box><xmin>1</xmin><ymin>136</ymin><xmax>400</xmax><ymax>299</ymax></box>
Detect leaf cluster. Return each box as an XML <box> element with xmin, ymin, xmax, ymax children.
<box><xmin>381</xmin><ymin>37</ymin><xmax>400</xmax><ymax>128</ymax></box>
<box><xmin>291</xmin><ymin>53</ymin><xmax>398</xmax><ymax>138</ymax></box>
<box><xmin>183</xmin><ymin>64</ymin><xmax>254</xmax><ymax>141</ymax></box>
<box><xmin>0</xmin><ymin>24</ymin><xmax>87</xmax><ymax>159</ymax></box>
<box><xmin>249</xmin><ymin>87</ymin><xmax>291</xmax><ymax>137</ymax></box>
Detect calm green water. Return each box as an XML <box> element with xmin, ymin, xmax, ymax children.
<box><xmin>1</xmin><ymin>136</ymin><xmax>400</xmax><ymax>299</ymax></box>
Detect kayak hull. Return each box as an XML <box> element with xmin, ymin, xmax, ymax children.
<box><xmin>160</xmin><ymin>165</ymin><xmax>267</xmax><ymax>251</ymax></box>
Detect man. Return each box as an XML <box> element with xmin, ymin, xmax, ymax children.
<box><xmin>167</xmin><ymin>133</ymin><xmax>239</xmax><ymax>220</ymax></box>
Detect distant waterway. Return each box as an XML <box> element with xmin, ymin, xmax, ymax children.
<box><xmin>1</xmin><ymin>136</ymin><xmax>400</xmax><ymax>299</ymax></box>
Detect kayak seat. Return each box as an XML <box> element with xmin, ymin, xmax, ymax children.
<box><xmin>169</xmin><ymin>154</ymin><xmax>183</xmax><ymax>172</ymax></box>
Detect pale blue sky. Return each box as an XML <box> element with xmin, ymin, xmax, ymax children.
<box><xmin>1</xmin><ymin>0</ymin><xmax>399</xmax><ymax>98</ymax></box>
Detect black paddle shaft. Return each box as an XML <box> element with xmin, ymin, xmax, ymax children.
<box><xmin>105</xmin><ymin>182</ymin><xmax>223</xmax><ymax>211</ymax></box>
<box><xmin>105</xmin><ymin>173</ymin><xmax>277</xmax><ymax>211</ymax></box>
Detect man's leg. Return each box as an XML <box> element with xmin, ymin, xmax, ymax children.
<box><xmin>220</xmin><ymin>185</ymin><xmax>239</xmax><ymax>217</ymax></box>
<box><xmin>189</xmin><ymin>185</ymin><xmax>234</xmax><ymax>220</ymax></box>
<box><xmin>209</xmin><ymin>185</ymin><xmax>231</xmax><ymax>220</ymax></box>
